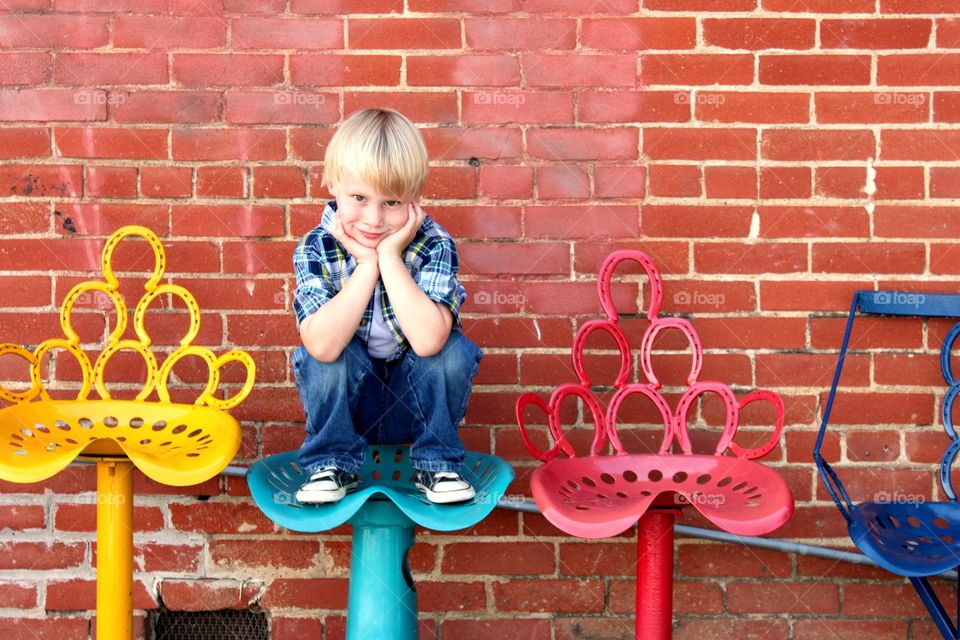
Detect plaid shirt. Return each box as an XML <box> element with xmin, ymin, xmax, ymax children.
<box><xmin>293</xmin><ymin>201</ymin><xmax>467</xmax><ymax>361</ymax></box>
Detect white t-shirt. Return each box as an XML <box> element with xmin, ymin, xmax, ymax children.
<box><xmin>367</xmin><ymin>283</ymin><xmax>399</xmax><ymax>359</ymax></box>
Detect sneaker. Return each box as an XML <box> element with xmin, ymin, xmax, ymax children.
<box><xmin>415</xmin><ymin>469</ymin><xmax>476</xmax><ymax>504</ymax></box>
<box><xmin>295</xmin><ymin>466</ymin><xmax>359</xmax><ymax>504</ymax></box>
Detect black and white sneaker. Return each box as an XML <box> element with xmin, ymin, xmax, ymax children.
<box><xmin>295</xmin><ymin>466</ymin><xmax>359</xmax><ymax>504</ymax></box>
<box><xmin>415</xmin><ymin>469</ymin><xmax>476</xmax><ymax>504</ymax></box>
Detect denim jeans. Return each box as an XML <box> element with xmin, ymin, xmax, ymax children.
<box><xmin>292</xmin><ymin>330</ymin><xmax>483</xmax><ymax>475</ymax></box>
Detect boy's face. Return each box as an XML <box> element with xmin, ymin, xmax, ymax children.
<box><xmin>329</xmin><ymin>173</ymin><xmax>414</xmax><ymax>250</ymax></box>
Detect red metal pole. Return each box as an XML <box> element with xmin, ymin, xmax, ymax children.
<box><xmin>636</xmin><ymin>509</ymin><xmax>678</xmax><ymax>640</ymax></box>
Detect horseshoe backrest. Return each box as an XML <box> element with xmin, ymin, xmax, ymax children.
<box><xmin>517</xmin><ymin>250</ymin><xmax>785</xmax><ymax>463</ymax></box>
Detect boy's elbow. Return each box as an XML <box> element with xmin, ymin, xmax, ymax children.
<box><xmin>305</xmin><ymin>343</ymin><xmax>343</xmax><ymax>364</ymax></box>
<box><xmin>409</xmin><ymin>333</ymin><xmax>449</xmax><ymax>358</ymax></box>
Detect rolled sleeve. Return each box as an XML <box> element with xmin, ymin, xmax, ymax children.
<box><xmin>415</xmin><ymin>236</ymin><xmax>467</xmax><ymax>325</ymax></box>
<box><xmin>293</xmin><ymin>240</ymin><xmax>337</xmax><ymax>326</ymax></box>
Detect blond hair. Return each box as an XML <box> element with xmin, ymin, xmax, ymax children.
<box><xmin>322</xmin><ymin>108</ymin><xmax>429</xmax><ymax>198</ymax></box>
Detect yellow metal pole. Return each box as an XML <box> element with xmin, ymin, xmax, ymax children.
<box><xmin>96</xmin><ymin>460</ymin><xmax>134</xmax><ymax>640</ymax></box>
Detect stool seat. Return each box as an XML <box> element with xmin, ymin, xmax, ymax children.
<box><xmin>248</xmin><ymin>445</ymin><xmax>514</xmax><ymax>640</ymax></box>
<box><xmin>533</xmin><ymin>453</ymin><xmax>793</xmax><ymax>540</ymax></box>
<box><xmin>247</xmin><ymin>446</ymin><xmax>513</xmax><ymax>532</ymax></box>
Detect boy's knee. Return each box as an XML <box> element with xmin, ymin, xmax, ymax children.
<box><xmin>295</xmin><ymin>338</ymin><xmax>371</xmax><ymax>386</ymax></box>
<box><xmin>429</xmin><ymin>332</ymin><xmax>483</xmax><ymax>374</ymax></box>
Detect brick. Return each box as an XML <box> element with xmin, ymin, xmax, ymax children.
<box><xmin>0</xmin><ymin>542</ymin><xmax>85</xmax><ymax>570</ymax></box>
<box><xmin>875</xmin><ymin>166</ymin><xmax>924</xmax><ymax>199</ymax></box>
<box><xmin>226</xmin><ymin>90</ymin><xmax>339</xmax><ymax>124</ymax></box>
<box><xmin>440</xmin><ymin>619</ymin><xmax>551</xmax><ymax>640</ymax></box>
<box><xmin>0</xmin><ymin>88</ymin><xmax>105</xmax><ymax>122</ymax></box>
<box><xmin>292</xmin><ymin>0</ymin><xmax>401</xmax><ymax>11</ymax></box>
<box><xmin>762</xmin><ymin>129</ymin><xmax>875</xmax><ymax>161</ymax></box>
<box><xmin>816</xmin><ymin>91</ymin><xmax>929</xmax><ymax>123</ymax></box>
<box><xmin>418</xmin><ymin>581</ymin><xmax>486</xmax><ymax>612</ymax></box>
<box><xmin>704</xmin><ymin>165</ymin><xmax>757</xmax><ymax>198</ymax></box>
<box><xmin>0</xmin><ymin>582</ymin><xmax>35</xmax><ymax>609</ymax></box>
<box><xmin>465</xmin><ymin>18</ymin><xmax>576</xmax><ymax>50</ymax></box>
<box><xmin>728</xmin><ymin>581</ymin><xmax>839</xmax><ymax>614</ymax></box>
<box><xmin>55</xmin><ymin>203</ymin><xmax>168</xmax><ymax>236</ymax></box>
<box><xmin>271</xmin><ymin>618</ymin><xmax>323</xmax><ymax>638</ymax></box>
<box><xmin>882</xmin><ymin>129</ymin><xmax>960</xmax><ymax>161</ymax></box>
<box><xmin>757</xmin><ymin>352</ymin><xmax>868</xmax><ymax>388</ymax></box>
<box><xmin>581</xmin><ymin>18</ymin><xmax>696</xmax><ymax>49</ymax></box>
<box><xmin>171</xmin><ymin>205</ymin><xmax>283</xmax><ymax>237</ymax></box>
<box><xmin>408</xmin><ymin>55</ymin><xmax>519</xmax><ymax>87</ymax></box>
<box><xmin>111</xmin><ymin>90</ymin><xmax>222</xmax><ymax>124</ymax></box>
<box><xmin>0</xmin><ymin>505</ymin><xmax>45</xmax><ymax>530</ymax></box>
<box><xmin>291</xmin><ymin>54</ymin><xmax>401</xmax><ymax>86</ymax></box>
<box><xmin>444</xmin><ymin>542</ymin><xmax>554</xmax><ymax>574</ymax></box>
<box><xmin>528</xmin><ymin>128</ymin><xmax>638</xmax><ymax>161</ymax></box>
<box><xmin>758</xmin><ymin>206</ymin><xmax>869</xmax><ymax>238</ymax></box>
<box><xmin>86</xmin><ymin>165</ymin><xmax>137</xmax><ymax>198</ymax></box>
<box><xmin>643</xmin><ymin>205</ymin><xmax>754</xmax><ymax>238</ymax></box>
<box><xmin>460</xmin><ymin>242</ymin><xmax>568</xmax><ymax>275</ymax></box>
<box><xmin>555</xmin><ymin>617</ymin><xmax>638</xmax><ymax>639</ymax></box>
<box><xmin>113</xmin><ymin>16</ymin><xmax>226</xmax><ymax>48</ymax></box>
<box><xmin>815</xmin><ymin>166</ymin><xmax>866</xmax><ymax>198</ymax></box>
<box><xmin>695</xmin><ymin>242</ymin><xmax>806</xmax><ymax>274</ymax></box>
<box><xmin>698</xmin><ymin>91</ymin><xmax>810</xmax><ymax>124</ymax></box>
<box><xmin>812</xmin><ymin>242</ymin><xmax>925</xmax><ymax>274</ymax></box>
<box><xmin>232</xmin><ymin>17</ymin><xmax>342</xmax><ymax>49</ymax></box>
<box><xmin>931</xmin><ymin>167</ymin><xmax>960</xmax><ymax>198</ymax></box>
<box><xmin>874</xmin><ymin>206</ymin><xmax>960</xmax><ymax>238</ymax></box>
<box><xmin>649</xmin><ymin>164</ymin><xmax>700</xmax><ymax>197</ymax></box>
<box><xmin>524</xmin><ymin>54</ymin><xmax>637</xmax><ymax>88</ymax></box>
<box><xmin>422</xmin><ymin>127</ymin><xmax>522</xmax><ymax>161</ymax></box>
<box><xmin>644</xmin><ymin>128</ymin><xmax>756</xmax><ymax>160</ymax></box>
<box><xmin>824</xmin><ymin>19</ymin><xmax>932</xmax><ymax>50</ymax></box>
<box><xmin>261</xmin><ymin>578</ymin><xmax>349</xmax><ymax>610</ymax></box>
<box><xmin>141</xmin><ymin>166</ymin><xmax>192</xmax><ymax>198</ymax></box>
<box><xmin>520</xmin><ymin>280</ymin><xmax>638</xmax><ymax>315</ymax></box>
<box><xmin>525</xmin><ymin>205</ymin><xmax>638</xmax><ymax>239</ymax></box>
<box><xmin>493</xmin><ymin>579</ymin><xmax>605</xmax><ymax>613</ymax></box>
<box><xmin>344</xmin><ymin>91</ymin><xmax>458</xmax><ymax>124</ymax></box>
<box><xmin>906</xmin><ymin>430</ymin><xmax>952</xmax><ymax>463</ymax></box>
<box><xmin>646</xmin><ymin>0</ymin><xmax>756</xmax><ymax>8</ymax></box>
<box><xmin>54</xmin><ymin>128</ymin><xmax>167</xmax><ymax>160</ymax></box>
<box><xmin>253</xmin><ymin>166</ymin><xmax>306</xmax><ymax>198</ymax></box>
<box><xmin>938</xmin><ymin>18</ymin><xmax>960</xmax><ymax>48</ymax></box>
<box><xmin>935</xmin><ymin>92</ymin><xmax>960</xmax><ymax>122</ymax></box>
<box><xmin>210</xmin><ymin>538</ymin><xmax>321</xmax><ymax>570</ymax></box>
<box><xmin>424</xmin><ymin>165</ymin><xmax>477</xmax><ymax>199</ymax></box>
<box><xmin>932</xmin><ymin>243</ymin><xmax>960</xmax><ymax>274</ymax></box>
<box><xmin>197</xmin><ymin>166</ymin><xmax>247</xmax><ymax>198</ymax></box>
<box><xmin>580</xmin><ymin>90</ymin><xmax>689</xmax><ymax>123</ymax></box>
<box><xmin>794</xmin><ymin>620</ymin><xmax>907</xmax><ymax>640</ymax></box>
<box><xmin>160</xmin><ymin>579</ymin><xmax>265</xmax><ymax>612</ymax></box>
<box><xmin>641</xmin><ymin>54</ymin><xmax>754</xmax><ymax>85</ymax></box>
<box><xmin>351</xmin><ymin>17</ymin><xmax>460</xmax><ymax>49</ymax></box>
<box><xmin>53</xmin><ymin>53</ymin><xmax>167</xmax><ymax>85</ymax></box>
<box><xmin>558</xmin><ymin>542</ymin><xmax>635</xmax><ymax>576</ymax></box>
<box><xmin>760</xmin><ymin>55</ymin><xmax>871</xmax><ymax>85</ymax></box>
<box><xmin>763</xmin><ymin>0</ymin><xmax>873</xmax><ymax>9</ymax></box>
<box><xmin>879</xmin><ymin>55</ymin><xmax>960</xmax><ymax>86</ymax></box>
<box><xmin>822</xmin><ymin>392</ymin><xmax>934</xmax><ymax>426</ymax></box>
<box><xmin>173</xmin><ymin>128</ymin><xmax>285</xmax><ymax>161</ymax></box>
<box><xmin>694</xmin><ymin>317</ymin><xmax>807</xmax><ymax>349</ymax></box>
<box><xmin>0</xmin><ymin>617</ymin><xmax>90</xmax><ymax>638</ymax></box>
<box><xmin>478</xmin><ymin>165</ymin><xmax>533</xmax><ymax>199</ymax></box>
<box><xmin>0</xmin><ymin>164</ymin><xmax>81</xmax><ymax>197</ymax></box>
<box><xmin>0</xmin><ymin>15</ymin><xmax>108</xmax><ymax>48</ymax></box>
<box><xmin>594</xmin><ymin>165</ymin><xmax>646</xmax><ymax>198</ymax></box>
<box><xmin>173</xmin><ymin>54</ymin><xmax>284</xmax><ymax>86</ymax></box>
<box><xmin>704</xmin><ymin>18</ymin><xmax>815</xmax><ymax>50</ymax></box>
<box><xmin>760</xmin><ymin>281</ymin><xmax>863</xmax><ymax>311</ymax></box>
<box><xmin>811</xmin><ymin>316</ymin><xmax>922</xmax><ymax>350</ymax></box>
<box><xmin>760</xmin><ymin>166</ymin><xmax>811</xmax><ymax>199</ymax></box>
<box><xmin>0</xmin><ymin>53</ymin><xmax>51</xmax><ymax>84</ymax></box>
<box><xmin>55</xmin><ymin>503</ymin><xmax>162</xmax><ymax>532</ymax></box>
<box><xmin>847</xmin><ymin>430</ymin><xmax>900</xmax><ymax>462</ymax></box>
<box><xmin>538</xmin><ymin>166</ymin><xmax>589</xmax><ymax>199</ymax></box>
<box><xmin>0</xmin><ymin>128</ymin><xmax>49</xmax><ymax>158</ymax></box>
<box><xmin>46</xmin><ymin>578</ymin><xmax>156</xmax><ymax>611</ymax></box>
<box><xmin>462</xmin><ymin>317</ymin><xmax>572</xmax><ymax>348</ymax></box>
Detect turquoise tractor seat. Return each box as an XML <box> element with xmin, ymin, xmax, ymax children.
<box><xmin>248</xmin><ymin>445</ymin><xmax>513</xmax><ymax>639</ymax></box>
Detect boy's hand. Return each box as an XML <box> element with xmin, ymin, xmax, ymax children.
<box><xmin>330</xmin><ymin>217</ymin><xmax>379</xmax><ymax>265</ymax></box>
<box><xmin>377</xmin><ymin>201</ymin><xmax>424</xmax><ymax>259</ymax></box>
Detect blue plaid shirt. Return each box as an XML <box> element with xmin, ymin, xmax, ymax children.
<box><xmin>293</xmin><ymin>201</ymin><xmax>467</xmax><ymax>361</ymax></box>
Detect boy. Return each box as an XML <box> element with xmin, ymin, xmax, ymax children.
<box><xmin>291</xmin><ymin>108</ymin><xmax>483</xmax><ymax>505</ymax></box>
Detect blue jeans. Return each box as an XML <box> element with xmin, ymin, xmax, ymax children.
<box><xmin>292</xmin><ymin>330</ymin><xmax>483</xmax><ymax>475</ymax></box>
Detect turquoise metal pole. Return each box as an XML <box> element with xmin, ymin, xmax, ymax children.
<box><xmin>346</xmin><ymin>500</ymin><xmax>418</xmax><ymax>640</ymax></box>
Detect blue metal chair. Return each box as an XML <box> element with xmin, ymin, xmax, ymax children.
<box><xmin>247</xmin><ymin>445</ymin><xmax>513</xmax><ymax>640</ymax></box>
<box><xmin>816</xmin><ymin>290</ymin><xmax>960</xmax><ymax>639</ymax></box>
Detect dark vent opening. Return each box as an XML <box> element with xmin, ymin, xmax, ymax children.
<box><xmin>150</xmin><ymin>609</ymin><xmax>268</xmax><ymax>640</ymax></box>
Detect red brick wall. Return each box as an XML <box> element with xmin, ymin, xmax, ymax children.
<box><xmin>0</xmin><ymin>0</ymin><xmax>958</xmax><ymax>638</ymax></box>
